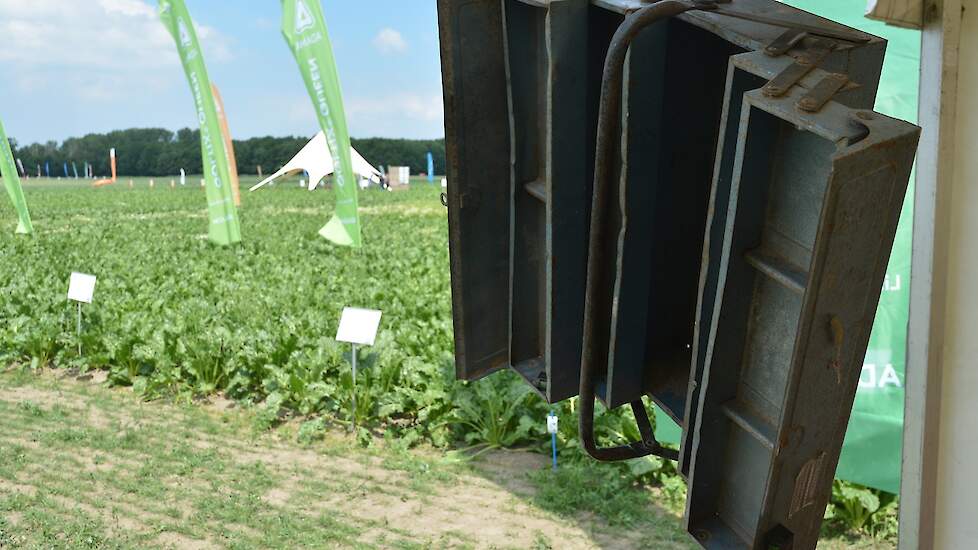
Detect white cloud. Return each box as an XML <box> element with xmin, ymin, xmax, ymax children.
<box><xmin>274</xmin><ymin>92</ymin><xmax>444</xmax><ymax>139</ymax></box>
<box><xmin>254</xmin><ymin>17</ymin><xmax>276</xmax><ymax>30</ymax></box>
<box><xmin>372</xmin><ymin>28</ymin><xmax>407</xmax><ymax>55</ymax></box>
<box><xmin>100</xmin><ymin>0</ymin><xmax>155</xmax><ymax>18</ymax></box>
<box><xmin>0</xmin><ymin>0</ymin><xmax>233</xmax><ymax>100</ymax></box>
<box><xmin>348</xmin><ymin>93</ymin><xmax>443</xmax><ymax>123</ymax></box>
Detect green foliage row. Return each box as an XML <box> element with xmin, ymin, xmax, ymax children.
<box><xmin>10</xmin><ymin>129</ymin><xmax>445</xmax><ymax>178</ymax></box>
<box><xmin>1</xmin><ymin>183</ymin><xmax>455</xmax><ymax>445</ymax></box>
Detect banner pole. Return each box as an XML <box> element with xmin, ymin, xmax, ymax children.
<box><xmin>281</xmin><ymin>0</ymin><xmax>361</xmax><ymax>247</ymax></box>
<box><xmin>159</xmin><ymin>0</ymin><xmax>241</xmax><ymax>246</ymax></box>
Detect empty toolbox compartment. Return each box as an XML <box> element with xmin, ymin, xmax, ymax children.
<box><xmin>594</xmin><ymin>14</ymin><xmax>743</xmax><ymax>413</ymax></box>
<box><xmin>506</xmin><ymin>0</ymin><xmax>591</xmax><ymax>403</ymax></box>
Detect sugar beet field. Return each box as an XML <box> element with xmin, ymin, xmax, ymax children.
<box><xmin>0</xmin><ymin>178</ymin><xmax>888</xmax><ymax>549</ymax></box>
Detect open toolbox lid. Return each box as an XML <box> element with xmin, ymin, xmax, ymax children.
<box><xmin>437</xmin><ymin>0</ymin><xmax>512</xmax><ymax>381</ymax></box>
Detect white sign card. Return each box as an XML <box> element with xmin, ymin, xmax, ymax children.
<box><xmin>547</xmin><ymin>414</ymin><xmax>559</xmax><ymax>435</ymax></box>
<box><xmin>67</xmin><ymin>272</ymin><xmax>97</xmax><ymax>304</ymax></box>
<box><xmin>336</xmin><ymin>307</ymin><xmax>382</xmax><ymax>346</ymax></box>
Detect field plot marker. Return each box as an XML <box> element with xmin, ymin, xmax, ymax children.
<box><xmin>547</xmin><ymin>411</ymin><xmax>559</xmax><ymax>470</ymax></box>
<box><xmin>335</xmin><ymin>307</ymin><xmax>382</xmax><ymax>433</ymax></box>
<box><xmin>67</xmin><ymin>272</ymin><xmax>97</xmax><ymax>355</ymax></box>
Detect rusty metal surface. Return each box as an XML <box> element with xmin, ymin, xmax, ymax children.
<box><xmin>595</xmin><ymin>8</ymin><xmax>887</xmax><ymax>438</ymax></box>
<box><xmin>764</xmin><ymin>28</ymin><xmax>807</xmax><ymax>56</ymax></box>
<box><xmin>591</xmin><ymin>2</ymin><xmax>887</xmax><ymax>419</ymax></box>
<box><xmin>762</xmin><ymin>38</ymin><xmax>835</xmax><ymax>97</ymax></box>
<box><xmin>797</xmin><ymin>73</ymin><xmax>850</xmax><ymax>112</ymax></box>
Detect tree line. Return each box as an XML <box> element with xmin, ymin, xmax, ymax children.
<box><xmin>9</xmin><ymin>128</ymin><xmax>445</xmax><ymax>178</ymax></box>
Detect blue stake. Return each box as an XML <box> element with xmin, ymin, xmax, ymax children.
<box><xmin>551</xmin><ymin>432</ymin><xmax>558</xmax><ymax>471</ymax></box>
<box><xmin>547</xmin><ymin>410</ymin><xmax>558</xmax><ymax>471</ymax></box>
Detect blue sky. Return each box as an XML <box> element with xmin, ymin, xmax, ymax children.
<box><xmin>0</xmin><ymin>0</ymin><xmax>443</xmax><ymax>145</ymax></box>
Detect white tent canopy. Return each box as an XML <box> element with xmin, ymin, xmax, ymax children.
<box><xmin>249</xmin><ymin>131</ymin><xmax>382</xmax><ymax>192</ymax></box>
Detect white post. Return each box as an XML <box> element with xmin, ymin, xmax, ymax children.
<box><xmin>351</xmin><ymin>343</ymin><xmax>358</xmax><ymax>433</ymax></box>
<box><xmin>76</xmin><ymin>302</ymin><xmax>82</xmax><ymax>355</ymax></box>
<box><xmin>335</xmin><ymin>307</ymin><xmax>380</xmax><ymax>435</ymax></box>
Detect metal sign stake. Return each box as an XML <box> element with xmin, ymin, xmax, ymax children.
<box><xmin>351</xmin><ymin>343</ymin><xmax>358</xmax><ymax>433</ymax></box>
<box><xmin>335</xmin><ymin>307</ymin><xmax>381</xmax><ymax>436</ymax></box>
<box><xmin>67</xmin><ymin>272</ymin><xmax>97</xmax><ymax>357</ymax></box>
<box><xmin>77</xmin><ymin>302</ymin><xmax>82</xmax><ymax>356</ymax></box>
<box><xmin>547</xmin><ymin>411</ymin><xmax>559</xmax><ymax>471</ymax></box>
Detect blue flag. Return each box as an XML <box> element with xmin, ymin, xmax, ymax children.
<box><xmin>44</xmin><ymin>161</ymin><xmax>49</xmax><ymax>177</ymax></box>
<box><xmin>72</xmin><ymin>162</ymin><xmax>78</xmax><ymax>178</ymax></box>
<box><xmin>63</xmin><ymin>162</ymin><xmax>68</xmax><ymax>177</ymax></box>
<box><xmin>426</xmin><ymin>152</ymin><xmax>434</xmax><ymax>183</ymax></box>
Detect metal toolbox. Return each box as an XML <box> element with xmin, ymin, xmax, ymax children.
<box><xmin>438</xmin><ymin>1</ymin><xmax>919</xmax><ymax>548</ymax></box>
<box><xmin>682</xmin><ymin>51</ymin><xmax>919</xmax><ymax>549</ymax></box>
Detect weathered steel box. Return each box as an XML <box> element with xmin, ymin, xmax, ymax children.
<box><xmin>438</xmin><ymin>2</ymin><xmax>919</xmax><ymax>548</ymax></box>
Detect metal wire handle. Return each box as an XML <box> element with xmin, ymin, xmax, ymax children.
<box><xmin>578</xmin><ymin>0</ymin><xmax>715</xmax><ymax>463</ymax></box>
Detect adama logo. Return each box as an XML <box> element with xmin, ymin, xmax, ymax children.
<box><xmin>178</xmin><ymin>19</ymin><xmax>193</xmax><ymax>48</ymax></box>
<box><xmin>294</xmin><ymin>0</ymin><xmax>314</xmax><ymax>34</ymax></box>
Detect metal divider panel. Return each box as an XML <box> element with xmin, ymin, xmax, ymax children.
<box><xmin>601</xmin><ymin>18</ymin><xmax>669</xmax><ymax>410</ymax></box>
<box><xmin>544</xmin><ymin>0</ymin><xmax>590</xmax><ymax>403</ymax></box>
<box><xmin>680</xmin><ymin>58</ymin><xmax>767</xmax><ymax>478</ymax></box>
<box><xmin>506</xmin><ymin>0</ymin><xmax>548</xmax><ymax>396</ymax></box>
<box><xmin>437</xmin><ymin>0</ymin><xmax>512</xmax><ymax>381</ymax></box>
<box><xmin>684</xmin><ymin>83</ymin><xmax>918</xmax><ymax>549</ymax></box>
<box><xmin>678</xmin><ymin>47</ymin><xmax>884</xmax><ymax>477</ymax></box>
<box><xmin>507</xmin><ymin>0</ymin><xmax>589</xmax><ymax>403</ymax></box>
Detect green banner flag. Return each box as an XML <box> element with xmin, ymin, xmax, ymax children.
<box><xmin>281</xmin><ymin>0</ymin><xmax>361</xmax><ymax>247</ymax></box>
<box><xmin>159</xmin><ymin>0</ymin><xmax>241</xmax><ymax>246</ymax></box>
<box><xmin>0</xmin><ymin>117</ymin><xmax>33</xmax><ymax>235</ymax></box>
